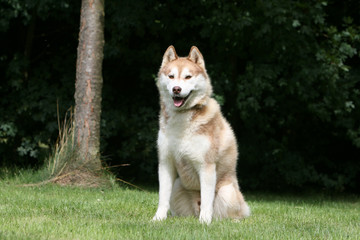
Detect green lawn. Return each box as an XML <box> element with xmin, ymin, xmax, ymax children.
<box><xmin>0</xmin><ymin>180</ymin><xmax>359</xmax><ymax>240</ymax></box>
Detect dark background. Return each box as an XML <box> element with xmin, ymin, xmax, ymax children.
<box><xmin>1</xmin><ymin>0</ymin><xmax>359</xmax><ymax>192</ymax></box>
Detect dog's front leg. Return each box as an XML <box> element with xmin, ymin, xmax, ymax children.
<box><xmin>153</xmin><ymin>161</ymin><xmax>176</xmax><ymax>221</ymax></box>
<box><xmin>199</xmin><ymin>163</ymin><xmax>216</xmax><ymax>224</ymax></box>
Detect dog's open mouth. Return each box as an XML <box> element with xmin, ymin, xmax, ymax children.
<box><xmin>172</xmin><ymin>92</ymin><xmax>192</xmax><ymax>108</ymax></box>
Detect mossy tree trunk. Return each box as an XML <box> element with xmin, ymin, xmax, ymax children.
<box><xmin>74</xmin><ymin>0</ymin><xmax>105</xmax><ymax>172</ymax></box>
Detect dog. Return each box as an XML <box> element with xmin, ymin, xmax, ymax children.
<box><xmin>152</xmin><ymin>46</ymin><xmax>250</xmax><ymax>224</ymax></box>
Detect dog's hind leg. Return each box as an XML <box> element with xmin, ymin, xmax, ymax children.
<box><xmin>213</xmin><ymin>182</ymin><xmax>250</xmax><ymax>220</ymax></box>
<box><xmin>170</xmin><ymin>178</ymin><xmax>201</xmax><ymax>217</ymax></box>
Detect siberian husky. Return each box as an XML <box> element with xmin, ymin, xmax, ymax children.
<box><xmin>152</xmin><ymin>46</ymin><xmax>250</xmax><ymax>224</ymax></box>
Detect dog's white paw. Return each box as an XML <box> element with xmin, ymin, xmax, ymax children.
<box><xmin>199</xmin><ymin>211</ymin><xmax>212</xmax><ymax>225</ymax></box>
<box><xmin>152</xmin><ymin>208</ymin><xmax>168</xmax><ymax>222</ymax></box>
<box><xmin>152</xmin><ymin>215</ymin><xmax>166</xmax><ymax>221</ymax></box>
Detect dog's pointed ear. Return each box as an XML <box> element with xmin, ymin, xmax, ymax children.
<box><xmin>161</xmin><ymin>45</ymin><xmax>178</xmax><ymax>68</ymax></box>
<box><xmin>188</xmin><ymin>46</ymin><xmax>205</xmax><ymax>69</ymax></box>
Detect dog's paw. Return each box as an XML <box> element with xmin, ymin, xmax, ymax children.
<box><xmin>152</xmin><ymin>215</ymin><xmax>165</xmax><ymax>222</ymax></box>
<box><xmin>152</xmin><ymin>214</ymin><xmax>167</xmax><ymax>221</ymax></box>
<box><xmin>152</xmin><ymin>208</ymin><xmax>168</xmax><ymax>222</ymax></box>
<box><xmin>199</xmin><ymin>211</ymin><xmax>212</xmax><ymax>225</ymax></box>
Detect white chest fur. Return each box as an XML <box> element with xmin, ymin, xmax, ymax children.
<box><xmin>158</xmin><ymin>111</ymin><xmax>210</xmax><ymax>190</ymax></box>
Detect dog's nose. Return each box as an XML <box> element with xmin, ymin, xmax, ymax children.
<box><xmin>172</xmin><ymin>86</ymin><xmax>182</xmax><ymax>94</ymax></box>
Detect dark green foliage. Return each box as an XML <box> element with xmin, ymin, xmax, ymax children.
<box><xmin>1</xmin><ymin>0</ymin><xmax>359</xmax><ymax>191</ymax></box>
<box><xmin>0</xmin><ymin>0</ymin><xmax>80</xmax><ymax>166</ymax></box>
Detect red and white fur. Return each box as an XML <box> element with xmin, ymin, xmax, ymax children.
<box><xmin>152</xmin><ymin>46</ymin><xmax>250</xmax><ymax>224</ymax></box>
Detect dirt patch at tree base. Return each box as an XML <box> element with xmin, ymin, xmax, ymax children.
<box><xmin>53</xmin><ymin>169</ymin><xmax>110</xmax><ymax>188</ymax></box>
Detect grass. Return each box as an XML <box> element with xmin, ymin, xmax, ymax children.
<box><xmin>0</xmin><ymin>173</ymin><xmax>359</xmax><ymax>240</ymax></box>
<box><xmin>20</xmin><ymin>107</ymin><xmax>110</xmax><ymax>188</ymax></box>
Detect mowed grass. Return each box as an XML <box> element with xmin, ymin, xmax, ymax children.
<box><xmin>0</xmin><ymin>177</ymin><xmax>359</xmax><ymax>240</ymax></box>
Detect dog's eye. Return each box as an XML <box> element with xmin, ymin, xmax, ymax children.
<box><xmin>168</xmin><ymin>75</ymin><xmax>174</xmax><ymax>79</ymax></box>
<box><xmin>185</xmin><ymin>75</ymin><xmax>192</xmax><ymax>79</ymax></box>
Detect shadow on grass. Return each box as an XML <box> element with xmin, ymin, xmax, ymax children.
<box><xmin>126</xmin><ymin>180</ymin><xmax>360</xmax><ymax>205</ymax></box>
<box><xmin>245</xmin><ymin>191</ymin><xmax>360</xmax><ymax>205</ymax></box>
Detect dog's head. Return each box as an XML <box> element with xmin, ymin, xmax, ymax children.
<box><xmin>157</xmin><ymin>46</ymin><xmax>212</xmax><ymax>111</ymax></box>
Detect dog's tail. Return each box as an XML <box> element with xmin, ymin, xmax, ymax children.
<box><xmin>240</xmin><ymin>200</ymin><xmax>251</xmax><ymax>217</ymax></box>
<box><xmin>237</xmin><ymin>190</ymin><xmax>251</xmax><ymax>218</ymax></box>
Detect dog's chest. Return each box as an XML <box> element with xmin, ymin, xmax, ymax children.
<box><xmin>164</xmin><ymin>113</ymin><xmax>209</xmax><ymax>159</ymax></box>
<box><xmin>162</xmin><ymin>113</ymin><xmax>211</xmax><ymax>190</ymax></box>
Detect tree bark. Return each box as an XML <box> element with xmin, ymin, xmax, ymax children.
<box><xmin>74</xmin><ymin>0</ymin><xmax>105</xmax><ymax>171</ymax></box>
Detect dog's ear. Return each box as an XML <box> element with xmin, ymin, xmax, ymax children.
<box><xmin>188</xmin><ymin>46</ymin><xmax>205</xmax><ymax>69</ymax></box>
<box><xmin>161</xmin><ymin>45</ymin><xmax>178</xmax><ymax>68</ymax></box>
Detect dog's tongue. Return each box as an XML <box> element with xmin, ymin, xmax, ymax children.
<box><xmin>173</xmin><ymin>97</ymin><xmax>185</xmax><ymax>107</ymax></box>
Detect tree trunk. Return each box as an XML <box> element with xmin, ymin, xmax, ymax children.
<box><xmin>74</xmin><ymin>0</ymin><xmax>105</xmax><ymax>171</ymax></box>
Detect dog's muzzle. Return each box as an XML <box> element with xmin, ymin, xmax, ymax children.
<box><xmin>172</xmin><ymin>91</ymin><xmax>192</xmax><ymax>108</ymax></box>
